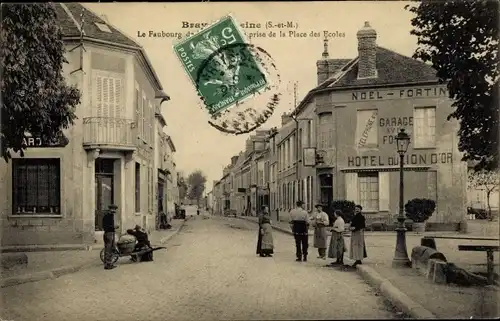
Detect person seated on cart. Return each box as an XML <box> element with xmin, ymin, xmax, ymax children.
<box><xmin>126</xmin><ymin>225</ymin><xmax>153</xmax><ymax>262</ymax></box>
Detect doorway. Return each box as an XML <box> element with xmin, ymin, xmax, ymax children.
<box><xmin>319</xmin><ymin>173</ymin><xmax>333</xmax><ymax>210</ymax></box>
<box><xmin>95</xmin><ymin>159</ymin><xmax>115</xmax><ymax>231</ymax></box>
<box><xmin>157</xmin><ymin>180</ymin><xmax>165</xmax><ymax>230</ymax></box>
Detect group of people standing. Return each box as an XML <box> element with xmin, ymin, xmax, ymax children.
<box><xmin>255</xmin><ymin>201</ymin><xmax>367</xmax><ymax>268</ymax></box>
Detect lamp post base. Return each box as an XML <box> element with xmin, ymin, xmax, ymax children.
<box><xmin>392</xmin><ymin>226</ymin><xmax>411</xmax><ymax>268</ymax></box>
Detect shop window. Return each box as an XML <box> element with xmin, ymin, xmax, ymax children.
<box><xmin>12</xmin><ymin>158</ymin><xmax>61</xmax><ymax>215</ymax></box>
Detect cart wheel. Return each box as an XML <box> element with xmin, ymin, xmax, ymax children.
<box><xmin>100</xmin><ymin>248</ymin><xmax>120</xmax><ymax>264</ymax></box>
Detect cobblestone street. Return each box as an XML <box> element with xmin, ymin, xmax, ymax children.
<box><xmin>1</xmin><ymin>216</ymin><xmax>395</xmax><ymax>321</ymax></box>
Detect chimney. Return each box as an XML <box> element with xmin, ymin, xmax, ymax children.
<box><xmin>357</xmin><ymin>21</ymin><xmax>378</xmax><ymax>79</ymax></box>
<box><xmin>316</xmin><ymin>37</ymin><xmax>330</xmax><ymax>85</ymax></box>
<box><xmin>281</xmin><ymin>113</ymin><xmax>292</xmax><ymax>126</ymax></box>
<box><xmin>231</xmin><ymin>155</ymin><xmax>239</xmax><ymax>165</ymax></box>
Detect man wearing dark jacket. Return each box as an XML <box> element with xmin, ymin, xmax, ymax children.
<box><xmin>102</xmin><ymin>205</ymin><xmax>119</xmax><ymax>270</ymax></box>
<box><xmin>127</xmin><ymin>225</ymin><xmax>153</xmax><ymax>262</ymax></box>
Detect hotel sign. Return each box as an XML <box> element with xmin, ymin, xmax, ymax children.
<box><xmin>352</xmin><ymin>87</ymin><xmax>448</xmax><ymax>101</ymax></box>
<box><xmin>347</xmin><ymin>152</ymin><xmax>453</xmax><ymax>167</ymax></box>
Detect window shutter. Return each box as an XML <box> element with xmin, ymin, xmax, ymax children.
<box><xmin>378</xmin><ymin>172</ymin><xmax>390</xmax><ymax>211</ymax></box>
<box><xmin>345</xmin><ymin>173</ymin><xmax>358</xmax><ymax>204</ymax></box>
<box><xmin>96</xmin><ymin>76</ymin><xmax>103</xmax><ymax>118</ymax></box>
<box><xmin>114</xmin><ymin>79</ymin><xmax>122</xmax><ymax>119</ymax></box>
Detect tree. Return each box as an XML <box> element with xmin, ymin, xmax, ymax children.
<box><xmin>187</xmin><ymin>170</ymin><xmax>207</xmax><ymax>206</ymax></box>
<box><xmin>178</xmin><ymin>175</ymin><xmax>188</xmax><ymax>202</ymax></box>
<box><xmin>1</xmin><ymin>3</ymin><xmax>81</xmax><ymax>161</ymax></box>
<box><xmin>406</xmin><ymin>0</ymin><xmax>499</xmax><ymax>171</ymax></box>
<box><xmin>467</xmin><ymin>169</ymin><xmax>499</xmax><ymax>221</ymax></box>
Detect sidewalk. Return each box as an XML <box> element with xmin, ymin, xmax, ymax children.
<box><xmin>238</xmin><ymin>216</ymin><xmax>500</xmax><ymax>318</ymax></box>
<box><xmin>0</xmin><ymin>219</ymin><xmax>186</xmax><ymax>288</ymax></box>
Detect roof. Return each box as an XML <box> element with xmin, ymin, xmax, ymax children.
<box><xmin>320</xmin><ymin>47</ymin><xmax>438</xmax><ymax>90</ymax></box>
<box><xmin>55</xmin><ymin>3</ymin><xmax>169</xmax><ymax>98</ymax></box>
<box><xmin>293</xmin><ymin>46</ymin><xmax>440</xmax><ymax>116</ymax></box>
<box><xmin>165</xmin><ymin>135</ymin><xmax>176</xmax><ymax>153</ymax></box>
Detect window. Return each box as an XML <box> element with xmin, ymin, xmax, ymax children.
<box><xmin>358</xmin><ymin>172</ymin><xmax>379</xmax><ymax>211</ymax></box>
<box><xmin>307</xmin><ymin>120</ymin><xmax>312</xmax><ymax>147</ymax></box>
<box><xmin>318</xmin><ymin>113</ymin><xmax>333</xmax><ymax>149</ymax></box>
<box><xmin>414</xmin><ymin>107</ymin><xmax>436</xmax><ymax>148</ymax></box>
<box><xmin>149</xmin><ymin>101</ymin><xmax>154</xmax><ymax>145</ymax></box>
<box><xmin>307</xmin><ymin>176</ymin><xmax>313</xmax><ymax>212</ymax></box>
<box><xmin>290</xmin><ymin>134</ymin><xmax>296</xmax><ymax>164</ymax></box>
<box><xmin>135</xmin><ymin>162</ymin><xmax>141</xmax><ymax>213</ymax></box>
<box><xmin>298</xmin><ymin>129</ymin><xmax>302</xmax><ymax>161</ymax></box>
<box><xmin>356</xmin><ymin>109</ymin><xmax>378</xmax><ymax>148</ymax></box>
<box><xmin>12</xmin><ymin>158</ymin><xmax>61</xmax><ymax>214</ymax></box>
<box><xmin>95</xmin><ymin>74</ymin><xmax>123</xmax><ymax>119</ymax></box>
<box><xmin>142</xmin><ymin>94</ymin><xmax>147</xmax><ymax>141</ymax></box>
<box><xmin>135</xmin><ymin>86</ymin><xmax>141</xmax><ymax>136</ymax></box>
<box><xmin>95</xmin><ymin>22</ymin><xmax>112</xmax><ymax>33</ymax></box>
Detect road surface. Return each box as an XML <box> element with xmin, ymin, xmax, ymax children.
<box><xmin>1</xmin><ymin>216</ymin><xmax>396</xmax><ymax>321</ymax></box>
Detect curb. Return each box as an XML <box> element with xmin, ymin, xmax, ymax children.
<box><xmin>356</xmin><ymin>265</ymin><xmax>436</xmax><ymax>319</ymax></box>
<box><xmin>0</xmin><ymin>220</ymin><xmax>187</xmax><ymax>289</ymax></box>
<box><xmin>237</xmin><ymin>215</ymin><xmax>436</xmax><ymax>319</ymax></box>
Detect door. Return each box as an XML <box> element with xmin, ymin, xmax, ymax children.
<box><xmin>319</xmin><ymin>174</ymin><xmax>333</xmax><ymax>220</ymax></box>
<box><xmin>157</xmin><ymin>181</ymin><xmax>164</xmax><ymax>229</ymax></box>
<box><xmin>95</xmin><ymin>159</ymin><xmax>115</xmax><ymax>231</ymax></box>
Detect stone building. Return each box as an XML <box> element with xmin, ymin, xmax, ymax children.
<box><xmin>0</xmin><ymin>3</ymin><xmax>171</xmax><ymax>246</ymax></box>
<box><xmin>291</xmin><ymin>21</ymin><xmax>467</xmax><ymax>230</ymax></box>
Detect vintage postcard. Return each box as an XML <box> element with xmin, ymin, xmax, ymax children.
<box><xmin>1</xmin><ymin>1</ymin><xmax>498</xmax><ymax>321</ymax></box>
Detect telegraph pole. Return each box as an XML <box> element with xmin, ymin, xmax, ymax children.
<box><xmin>290</xmin><ymin>82</ymin><xmax>301</xmax><ymax>203</ymax></box>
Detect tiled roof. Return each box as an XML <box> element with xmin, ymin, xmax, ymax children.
<box><xmin>319</xmin><ymin>47</ymin><xmax>439</xmax><ymax>90</ymax></box>
<box><xmin>55</xmin><ymin>3</ymin><xmax>140</xmax><ymax>48</ymax></box>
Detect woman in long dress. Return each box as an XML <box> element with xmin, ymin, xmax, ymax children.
<box><xmin>312</xmin><ymin>204</ymin><xmax>329</xmax><ymax>259</ymax></box>
<box><xmin>328</xmin><ymin>209</ymin><xmax>346</xmax><ymax>266</ymax></box>
<box><xmin>257</xmin><ymin>206</ymin><xmax>272</xmax><ymax>257</ymax></box>
<box><xmin>259</xmin><ymin>214</ymin><xmax>274</xmax><ymax>257</ymax></box>
<box><xmin>349</xmin><ymin>205</ymin><xmax>368</xmax><ymax>267</ymax></box>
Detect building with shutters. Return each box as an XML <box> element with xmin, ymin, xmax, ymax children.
<box><xmin>289</xmin><ymin>21</ymin><xmax>467</xmax><ymax>230</ymax></box>
<box><xmin>0</xmin><ymin>3</ymin><xmax>171</xmax><ymax>246</ymax></box>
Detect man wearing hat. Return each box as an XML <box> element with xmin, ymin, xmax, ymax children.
<box><xmin>311</xmin><ymin>203</ymin><xmax>330</xmax><ymax>259</ymax></box>
<box><xmin>289</xmin><ymin>200</ymin><xmax>310</xmax><ymax>262</ymax></box>
<box><xmin>102</xmin><ymin>204</ymin><xmax>119</xmax><ymax>270</ymax></box>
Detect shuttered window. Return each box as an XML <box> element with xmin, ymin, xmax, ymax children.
<box><xmin>95</xmin><ymin>75</ymin><xmax>123</xmax><ymax>119</ymax></box>
<box><xmin>135</xmin><ymin>84</ymin><xmax>142</xmax><ymax>137</ymax></box>
<box><xmin>149</xmin><ymin>102</ymin><xmax>154</xmax><ymax>146</ymax></box>
<box><xmin>142</xmin><ymin>94</ymin><xmax>147</xmax><ymax>141</ymax></box>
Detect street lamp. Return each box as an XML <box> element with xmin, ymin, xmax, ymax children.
<box><xmin>392</xmin><ymin>128</ymin><xmax>411</xmax><ymax>268</ymax></box>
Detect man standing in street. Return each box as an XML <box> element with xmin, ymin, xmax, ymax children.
<box><xmin>102</xmin><ymin>204</ymin><xmax>119</xmax><ymax>270</ymax></box>
<box><xmin>289</xmin><ymin>200</ymin><xmax>310</xmax><ymax>262</ymax></box>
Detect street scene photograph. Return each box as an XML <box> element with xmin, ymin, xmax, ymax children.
<box><xmin>0</xmin><ymin>1</ymin><xmax>499</xmax><ymax>320</ymax></box>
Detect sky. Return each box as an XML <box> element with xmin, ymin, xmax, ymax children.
<box><xmin>85</xmin><ymin>1</ymin><xmax>418</xmax><ymax>189</ymax></box>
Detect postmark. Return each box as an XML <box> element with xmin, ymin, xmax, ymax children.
<box><xmin>173</xmin><ymin>15</ymin><xmax>281</xmax><ymax>134</ymax></box>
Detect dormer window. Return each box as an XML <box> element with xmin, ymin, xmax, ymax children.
<box><xmin>95</xmin><ymin>22</ymin><xmax>112</xmax><ymax>33</ymax></box>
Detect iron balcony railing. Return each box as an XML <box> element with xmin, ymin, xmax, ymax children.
<box><xmin>83</xmin><ymin>117</ymin><xmax>135</xmax><ymax>147</ymax></box>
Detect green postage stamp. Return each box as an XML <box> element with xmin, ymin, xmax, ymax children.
<box><xmin>174</xmin><ymin>16</ymin><xmax>268</xmax><ymax>115</ymax></box>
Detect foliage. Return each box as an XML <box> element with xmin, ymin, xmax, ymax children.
<box><xmin>178</xmin><ymin>175</ymin><xmax>188</xmax><ymax>201</ymax></box>
<box><xmin>328</xmin><ymin>200</ymin><xmax>356</xmax><ymax>224</ymax></box>
<box><xmin>406</xmin><ymin>0</ymin><xmax>499</xmax><ymax>171</ymax></box>
<box><xmin>405</xmin><ymin>198</ymin><xmax>436</xmax><ymax>223</ymax></box>
<box><xmin>1</xmin><ymin>3</ymin><xmax>81</xmax><ymax>161</ymax></box>
<box><xmin>187</xmin><ymin>170</ymin><xmax>207</xmax><ymax>205</ymax></box>
<box><xmin>468</xmin><ymin>169</ymin><xmax>499</xmax><ymax>220</ymax></box>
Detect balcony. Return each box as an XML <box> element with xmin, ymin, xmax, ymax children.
<box><xmin>83</xmin><ymin>117</ymin><xmax>136</xmax><ymax>151</ymax></box>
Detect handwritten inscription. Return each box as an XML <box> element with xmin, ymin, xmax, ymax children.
<box><xmin>347</xmin><ymin>152</ymin><xmax>453</xmax><ymax>167</ymax></box>
<box><xmin>352</xmin><ymin>87</ymin><xmax>448</xmax><ymax>101</ymax></box>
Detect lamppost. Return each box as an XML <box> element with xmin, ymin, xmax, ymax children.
<box><xmin>392</xmin><ymin>128</ymin><xmax>411</xmax><ymax>268</ymax></box>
